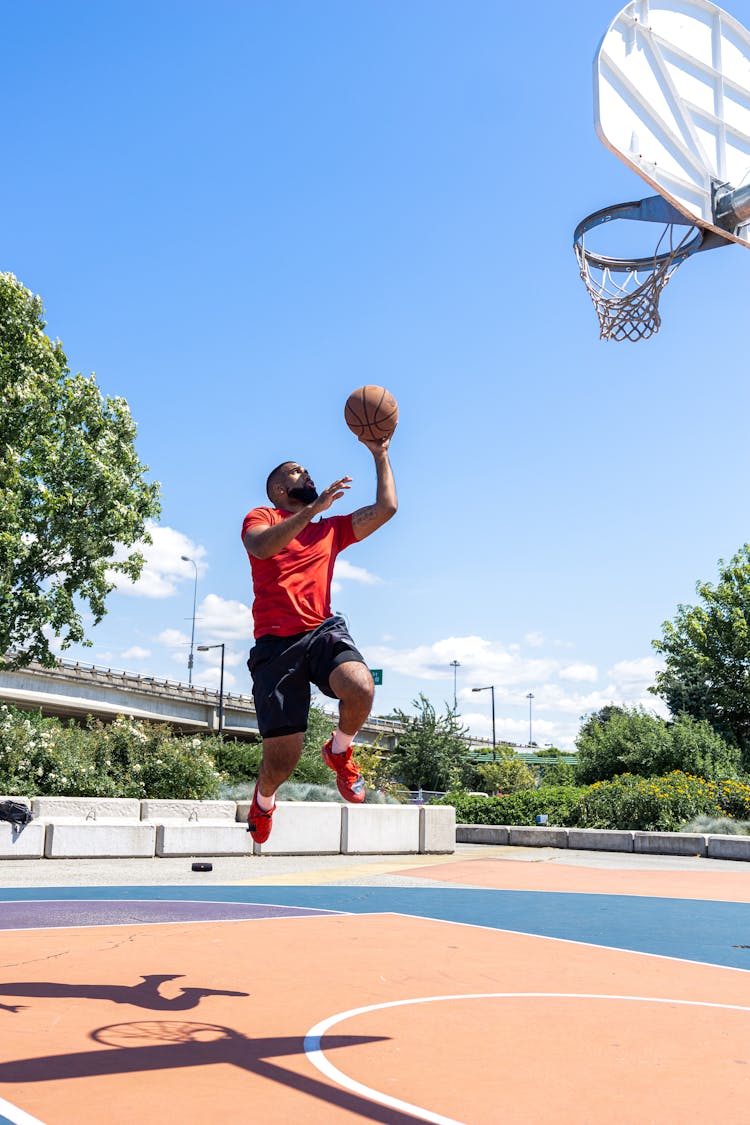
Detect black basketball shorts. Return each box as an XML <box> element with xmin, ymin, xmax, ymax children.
<box><xmin>247</xmin><ymin>615</ymin><xmax>367</xmax><ymax>739</ymax></box>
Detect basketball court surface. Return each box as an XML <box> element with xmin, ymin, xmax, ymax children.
<box><xmin>0</xmin><ymin>843</ymin><xmax>748</xmax><ymax>1125</ymax></box>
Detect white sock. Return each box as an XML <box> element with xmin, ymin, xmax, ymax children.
<box><xmin>331</xmin><ymin>728</ymin><xmax>353</xmax><ymax>754</ymax></box>
<box><xmin>256</xmin><ymin>789</ymin><xmax>275</xmax><ymax>811</ymax></box>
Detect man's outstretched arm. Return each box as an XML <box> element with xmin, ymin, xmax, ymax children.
<box><xmin>351</xmin><ymin>434</ymin><xmax>397</xmax><ymax>541</ymax></box>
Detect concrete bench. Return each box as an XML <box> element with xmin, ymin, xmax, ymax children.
<box><xmin>236</xmin><ymin>800</ymin><xmax>342</xmax><ymax>856</ymax></box>
<box><xmin>32</xmin><ymin>796</ymin><xmax>155</xmax><ymax>859</ymax></box>
<box><xmin>342</xmin><ymin>804</ymin><xmax>421</xmax><ymax>854</ymax></box>
<box><xmin>139</xmin><ymin>799</ymin><xmax>253</xmax><ymax>857</ymax></box>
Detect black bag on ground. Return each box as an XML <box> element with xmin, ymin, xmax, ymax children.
<box><xmin>0</xmin><ymin>800</ymin><xmax>33</xmax><ymax>827</ymax></box>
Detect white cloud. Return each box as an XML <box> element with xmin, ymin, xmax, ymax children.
<box><xmin>363</xmin><ymin>632</ymin><xmax>672</xmax><ymax>750</ymax></box>
<box><xmin>524</xmin><ymin>631</ymin><xmax>545</xmax><ymax>648</ymax></box>
<box><xmin>559</xmin><ymin>662</ymin><xmax>598</xmax><ymax>683</ymax></box>
<box><xmin>366</xmin><ymin>635</ymin><xmax>557</xmax><ymax>687</ymax></box>
<box><xmin>108</xmin><ymin>523</ymin><xmax>208</xmax><ymax>599</ymax></box>
<box><xmin>194</xmin><ymin>594</ymin><xmax>253</xmax><ymax>643</ymax></box>
<box><xmin>121</xmin><ymin>645</ymin><xmax>151</xmax><ymax>661</ymax></box>
<box><xmin>157</xmin><ymin>628</ymin><xmax>189</xmax><ymax>647</ymax></box>
<box><xmin>608</xmin><ymin>655</ymin><xmax>663</xmax><ymax>689</ymax></box>
<box><xmin>331</xmin><ymin>558</ymin><xmax>382</xmax><ymax>594</ymax></box>
<box><xmin>334</xmin><ymin>559</ymin><xmax>381</xmax><ymax>585</ymax></box>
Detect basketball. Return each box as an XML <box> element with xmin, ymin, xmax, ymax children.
<box><xmin>344</xmin><ymin>385</ymin><xmax>399</xmax><ymax>442</ymax></box>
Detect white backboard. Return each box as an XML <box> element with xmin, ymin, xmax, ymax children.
<box><xmin>595</xmin><ymin>0</ymin><xmax>750</xmax><ymax>246</ymax></box>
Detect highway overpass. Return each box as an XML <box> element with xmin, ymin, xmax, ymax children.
<box><xmin>0</xmin><ymin>659</ymin><xmax>403</xmax><ymax>748</ymax></box>
<box><xmin>0</xmin><ymin>659</ymin><xmax>545</xmax><ymax>758</ymax></box>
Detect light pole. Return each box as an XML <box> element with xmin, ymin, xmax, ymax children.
<box><xmin>450</xmin><ymin>660</ymin><xmax>461</xmax><ymax>710</ymax></box>
<box><xmin>197</xmin><ymin>643</ymin><xmax>225</xmax><ymax>736</ymax></box>
<box><xmin>527</xmin><ymin>692</ymin><xmax>535</xmax><ymax>747</ymax></box>
<box><xmin>472</xmin><ymin>685</ymin><xmax>496</xmax><ymax>758</ymax></box>
<box><xmin>181</xmin><ymin>555</ymin><xmax>198</xmax><ymax>687</ymax></box>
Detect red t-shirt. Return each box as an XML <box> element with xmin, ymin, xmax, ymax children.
<box><xmin>241</xmin><ymin>507</ymin><xmax>358</xmax><ymax>639</ymax></box>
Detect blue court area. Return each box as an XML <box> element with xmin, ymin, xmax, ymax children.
<box><xmin>1</xmin><ymin>884</ymin><xmax>749</xmax><ymax>971</ymax></box>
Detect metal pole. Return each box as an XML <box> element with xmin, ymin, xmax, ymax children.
<box><xmin>181</xmin><ymin>556</ymin><xmax>198</xmax><ymax>687</ymax></box>
<box><xmin>527</xmin><ymin>692</ymin><xmax>534</xmax><ymax>746</ymax></box>
<box><xmin>218</xmin><ymin>644</ymin><xmax>225</xmax><ymax>737</ymax></box>
<box><xmin>450</xmin><ymin>660</ymin><xmax>460</xmax><ymax>710</ymax></box>
<box><xmin>714</xmin><ymin>182</ymin><xmax>750</xmax><ymax>230</ymax></box>
<box><xmin>472</xmin><ymin>685</ymin><xmax>496</xmax><ymax>758</ymax></box>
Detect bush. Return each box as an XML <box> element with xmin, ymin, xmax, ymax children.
<box><xmin>0</xmin><ymin>706</ymin><xmax>222</xmax><ymax>799</ymax></box>
<box><xmin>538</xmin><ymin>760</ymin><xmax>576</xmax><ymax>787</ymax></box>
<box><xmin>681</xmin><ymin>814</ymin><xmax>750</xmax><ymax>836</ymax></box>
<box><xmin>212</xmin><ymin>738</ymin><xmax>262</xmax><ymax>786</ymax></box>
<box><xmin>575</xmin><ymin>707</ymin><xmax>741</xmax><ymax>784</ymax></box>
<box><xmin>476</xmin><ymin>751</ymin><xmax>536</xmax><ymax>794</ymax></box>
<box><xmin>435</xmin><ymin>786</ymin><xmax>585</xmax><ymax>827</ymax></box>
<box><xmin>576</xmin><ymin>770</ymin><xmax>750</xmax><ymax>831</ymax></box>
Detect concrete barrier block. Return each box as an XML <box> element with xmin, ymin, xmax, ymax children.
<box><xmin>251</xmin><ymin>802</ymin><xmax>343</xmax><ymax>856</ymax></box>
<box><xmin>456</xmin><ymin>823</ymin><xmax>510</xmax><ymax>845</ymax></box>
<box><xmin>33</xmin><ymin>797</ymin><xmax>141</xmax><ymax>821</ymax></box>
<box><xmin>141</xmin><ymin>799</ymin><xmax>237</xmax><ymax>822</ymax></box>
<box><xmin>420</xmin><ymin>805</ymin><xmax>455</xmax><ymax>853</ymax></box>
<box><xmin>634</xmin><ymin>832</ymin><xmax>707</xmax><ymax>856</ymax></box>
<box><xmin>707</xmin><ymin>834</ymin><xmax>750</xmax><ymax>861</ymax></box>
<box><xmin>508</xmin><ymin>826</ymin><xmax>569</xmax><ymax>848</ymax></box>
<box><xmin>45</xmin><ymin>821</ymin><xmax>156</xmax><ymax>858</ymax></box>
<box><xmin>342</xmin><ymin>805</ymin><xmax>420</xmax><ymax>854</ymax></box>
<box><xmin>0</xmin><ymin>822</ymin><xmax>46</xmax><ymax>858</ymax></box>
<box><xmin>156</xmin><ymin>823</ymin><xmax>253</xmax><ymax>857</ymax></box>
<box><xmin>568</xmin><ymin>829</ymin><xmax>635</xmax><ymax>852</ymax></box>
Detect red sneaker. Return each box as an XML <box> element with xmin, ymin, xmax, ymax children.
<box><xmin>247</xmin><ymin>783</ymin><xmax>275</xmax><ymax>843</ymax></box>
<box><xmin>322</xmin><ymin>738</ymin><xmax>366</xmax><ymax>803</ymax></box>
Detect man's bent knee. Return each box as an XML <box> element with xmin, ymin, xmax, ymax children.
<box><xmin>330</xmin><ymin>661</ymin><xmax>373</xmax><ymax>699</ymax></box>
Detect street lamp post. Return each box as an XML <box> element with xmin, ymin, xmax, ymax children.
<box><xmin>472</xmin><ymin>685</ymin><xmax>496</xmax><ymax>758</ymax></box>
<box><xmin>449</xmin><ymin>660</ymin><xmax>460</xmax><ymax>710</ymax></box>
<box><xmin>527</xmin><ymin>692</ymin><xmax>535</xmax><ymax>747</ymax></box>
<box><xmin>197</xmin><ymin>643</ymin><xmax>225</xmax><ymax>736</ymax></box>
<box><xmin>181</xmin><ymin>555</ymin><xmax>198</xmax><ymax>687</ymax></box>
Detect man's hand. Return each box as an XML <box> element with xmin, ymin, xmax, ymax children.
<box><xmin>358</xmin><ymin>428</ymin><xmax>395</xmax><ymax>456</ymax></box>
<box><xmin>310</xmin><ymin>476</ymin><xmax>352</xmax><ymax>514</ymax></box>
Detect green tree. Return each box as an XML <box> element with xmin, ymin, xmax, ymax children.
<box><xmin>538</xmin><ymin>759</ymin><xmax>576</xmax><ymax>787</ymax></box>
<box><xmin>391</xmin><ymin>694</ymin><xmax>471</xmax><ymax>791</ymax></box>
<box><xmin>575</xmin><ymin>705</ymin><xmax>740</xmax><ymax>784</ymax></box>
<box><xmin>476</xmin><ymin>745</ymin><xmax>536</xmax><ymax>793</ymax></box>
<box><xmin>652</xmin><ymin>545</ymin><xmax>750</xmax><ymax>765</ymax></box>
<box><xmin>0</xmin><ymin>273</ymin><xmax>160</xmax><ymax>666</ymax></box>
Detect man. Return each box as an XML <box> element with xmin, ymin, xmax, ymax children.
<box><xmin>241</xmin><ymin>432</ymin><xmax>397</xmax><ymax>842</ymax></box>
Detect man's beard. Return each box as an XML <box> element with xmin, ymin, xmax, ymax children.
<box><xmin>287</xmin><ymin>484</ymin><xmax>318</xmax><ymax>504</ymax></box>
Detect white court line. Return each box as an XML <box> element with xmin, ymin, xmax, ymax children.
<box><xmin>0</xmin><ymin>1095</ymin><xmax>47</xmax><ymax>1125</ymax></box>
<box><xmin>304</xmin><ymin>992</ymin><xmax>750</xmax><ymax>1125</ymax></box>
<box><xmin>378</xmin><ymin>907</ymin><xmax>750</xmax><ymax>975</ymax></box>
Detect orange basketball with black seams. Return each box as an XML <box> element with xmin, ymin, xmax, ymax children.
<box><xmin>344</xmin><ymin>385</ymin><xmax>399</xmax><ymax>442</ymax></box>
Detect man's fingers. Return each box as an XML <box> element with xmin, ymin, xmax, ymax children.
<box><xmin>326</xmin><ymin>477</ymin><xmax>352</xmax><ymax>493</ymax></box>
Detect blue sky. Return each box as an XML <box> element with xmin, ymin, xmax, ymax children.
<box><xmin>5</xmin><ymin>0</ymin><xmax>750</xmax><ymax>749</ymax></box>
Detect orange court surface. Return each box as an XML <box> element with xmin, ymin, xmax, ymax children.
<box><xmin>0</xmin><ymin>843</ymin><xmax>749</xmax><ymax>1125</ymax></box>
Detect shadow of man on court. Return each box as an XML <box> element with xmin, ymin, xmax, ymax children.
<box><xmin>0</xmin><ymin>975</ymin><xmax>249</xmax><ymax>1011</ymax></box>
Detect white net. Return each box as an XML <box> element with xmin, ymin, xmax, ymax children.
<box><xmin>575</xmin><ymin>222</ymin><xmax>698</xmax><ymax>342</ymax></box>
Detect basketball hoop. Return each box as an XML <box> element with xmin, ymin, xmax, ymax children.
<box><xmin>573</xmin><ymin>199</ymin><xmax>709</xmax><ymax>342</ymax></box>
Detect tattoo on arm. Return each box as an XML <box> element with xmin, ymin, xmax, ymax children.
<box><xmin>353</xmin><ymin>505</ymin><xmax>377</xmax><ymax>528</ymax></box>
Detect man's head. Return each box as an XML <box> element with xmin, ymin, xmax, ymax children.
<box><xmin>266</xmin><ymin>462</ymin><xmax>318</xmax><ymax>509</ymax></box>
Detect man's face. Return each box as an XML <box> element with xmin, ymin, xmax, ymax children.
<box><xmin>283</xmin><ymin>464</ymin><xmax>318</xmax><ymax>505</ymax></box>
